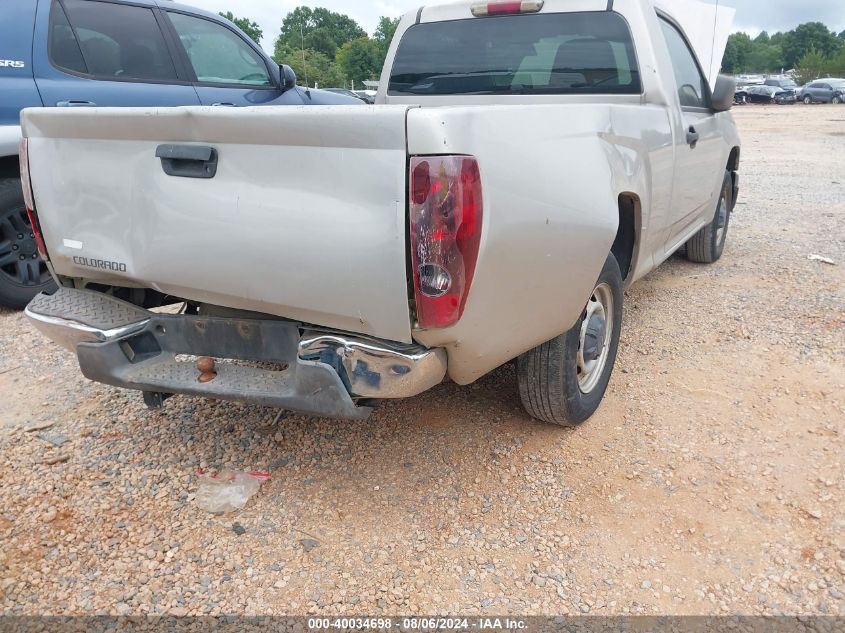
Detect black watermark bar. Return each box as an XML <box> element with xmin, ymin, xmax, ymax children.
<box><xmin>0</xmin><ymin>617</ymin><xmax>842</xmax><ymax>633</ymax></box>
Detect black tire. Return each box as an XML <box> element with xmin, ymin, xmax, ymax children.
<box><xmin>516</xmin><ymin>253</ymin><xmax>624</xmax><ymax>426</ymax></box>
<box><xmin>0</xmin><ymin>178</ymin><xmax>56</xmax><ymax>309</ymax></box>
<box><xmin>803</xmin><ymin>96</ymin><xmax>812</xmax><ymax>105</ymax></box>
<box><xmin>833</xmin><ymin>96</ymin><xmax>842</xmax><ymax>105</ymax></box>
<box><xmin>686</xmin><ymin>171</ymin><xmax>732</xmax><ymax>265</ymax></box>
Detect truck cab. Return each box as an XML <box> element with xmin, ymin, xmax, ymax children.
<box><xmin>0</xmin><ymin>0</ymin><xmax>356</xmax><ymax>309</ymax></box>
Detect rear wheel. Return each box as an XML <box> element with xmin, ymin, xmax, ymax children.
<box><xmin>516</xmin><ymin>253</ymin><xmax>623</xmax><ymax>426</ymax></box>
<box><xmin>686</xmin><ymin>171</ymin><xmax>732</xmax><ymax>264</ymax></box>
<box><xmin>0</xmin><ymin>178</ymin><xmax>56</xmax><ymax>309</ymax></box>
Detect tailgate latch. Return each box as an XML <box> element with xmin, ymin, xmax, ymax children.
<box><xmin>156</xmin><ymin>144</ymin><xmax>218</xmax><ymax>179</ymax></box>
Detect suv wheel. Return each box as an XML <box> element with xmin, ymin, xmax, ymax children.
<box><xmin>803</xmin><ymin>96</ymin><xmax>812</xmax><ymax>105</ymax></box>
<box><xmin>833</xmin><ymin>96</ymin><xmax>843</xmax><ymax>105</ymax></box>
<box><xmin>0</xmin><ymin>178</ymin><xmax>57</xmax><ymax>309</ymax></box>
<box><xmin>516</xmin><ymin>253</ymin><xmax>623</xmax><ymax>426</ymax></box>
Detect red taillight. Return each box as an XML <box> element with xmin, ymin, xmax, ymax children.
<box><xmin>409</xmin><ymin>156</ymin><xmax>483</xmax><ymax>330</ymax></box>
<box><xmin>471</xmin><ymin>0</ymin><xmax>544</xmax><ymax>17</ymax></box>
<box><xmin>18</xmin><ymin>138</ymin><xmax>48</xmax><ymax>258</ymax></box>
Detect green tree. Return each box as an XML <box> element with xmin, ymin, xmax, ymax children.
<box><xmin>218</xmin><ymin>11</ymin><xmax>263</xmax><ymax>45</ymax></box>
<box><xmin>746</xmin><ymin>44</ymin><xmax>784</xmax><ymax>73</ymax></box>
<box><xmin>722</xmin><ymin>32</ymin><xmax>753</xmax><ymax>73</ymax></box>
<box><xmin>274</xmin><ymin>6</ymin><xmax>366</xmax><ymax>60</ymax></box>
<box><xmin>826</xmin><ymin>45</ymin><xmax>845</xmax><ymax>76</ymax></box>
<box><xmin>374</xmin><ymin>16</ymin><xmax>401</xmax><ymax>56</ymax></box>
<box><xmin>754</xmin><ymin>31</ymin><xmax>770</xmax><ymax>45</ymax></box>
<box><xmin>282</xmin><ymin>48</ymin><xmax>346</xmax><ymax>88</ymax></box>
<box><xmin>770</xmin><ymin>32</ymin><xmax>788</xmax><ymax>47</ymax></box>
<box><xmin>336</xmin><ymin>37</ymin><xmax>382</xmax><ymax>86</ymax></box>
<box><xmin>793</xmin><ymin>48</ymin><xmax>827</xmax><ymax>84</ymax></box>
<box><xmin>782</xmin><ymin>22</ymin><xmax>840</xmax><ymax>68</ymax></box>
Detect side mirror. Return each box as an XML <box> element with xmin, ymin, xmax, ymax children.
<box><xmin>711</xmin><ymin>74</ymin><xmax>736</xmax><ymax>112</ymax></box>
<box><xmin>280</xmin><ymin>65</ymin><xmax>297</xmax><ymax>91</ymax></box>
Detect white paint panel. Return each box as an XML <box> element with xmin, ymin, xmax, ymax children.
<box><xmin>23</xmin><ymin>106</ymin><xmax>415</xmax><ymax>343</ymax></box>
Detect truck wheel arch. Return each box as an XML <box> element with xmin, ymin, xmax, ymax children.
<box><xmin>613</xmin><ymin>193</ymin><xmax>641</xmax><ymax>284</ymax></box>
<box><xmin>727</xmin><ymin>147</ymin><xmax>740</xmax><ymax>210</ymax></box>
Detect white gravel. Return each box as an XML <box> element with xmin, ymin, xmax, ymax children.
<box><xmin>0</xmin><ymin>105</ymin><xmax>843</xmax><ymax>617</ymax></box>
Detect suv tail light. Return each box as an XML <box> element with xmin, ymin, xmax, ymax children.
<box><xmin>471</xmin><ymin>0</ymin><xmax>544</xmax><ymax>17</ymax></box>
<box><xmin>409</xmin><ymin>156</ymin><xmax>483</xmax><ymax>330</ymax></box>
<box><xmin>18</xmin><ymin>138</ymin><xmax>48</xmax><ymax>258</ymax></box>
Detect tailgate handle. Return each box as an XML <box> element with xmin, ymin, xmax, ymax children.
<box><xmin>155</xmin><ymin>144</ymin><xmax>218</xmax><ymax>179</ymax></box>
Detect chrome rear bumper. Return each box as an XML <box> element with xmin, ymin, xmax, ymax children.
<box><xmin>25</xmin><ymin>289</ymin><xmax>447</xmax><ymax>418</ymax></box>
<box><xmin>24</xmin><ymin>310</ymin><xmax>150</xmax><ymax>352</ymax></box>
<box><xmin>298</xmin><ymin>332</ymin><xmax>447</xmax><ymax>399</ymax></box>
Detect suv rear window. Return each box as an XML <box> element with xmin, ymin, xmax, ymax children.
<box><xmin>388</xmin><ymin>12</ymin><xmax>640</xmax><ymax>96</ymax></box>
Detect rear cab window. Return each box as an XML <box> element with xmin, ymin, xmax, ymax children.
<box><xmin>388</xmin><ymin>12</ymin><xmax>640</xmax><ymax>96</ymax></box>
<box><xmin>49</xmin><ymin>0</ymin><xmax>178</xmax><ymax>82</ymax></box>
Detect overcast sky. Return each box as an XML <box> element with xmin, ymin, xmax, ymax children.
<box><xmin>183</xmin><ymin>0</ymin><xmax>845</xmax><ymax>53</ymax></box>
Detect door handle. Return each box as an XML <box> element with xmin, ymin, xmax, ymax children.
<box><xmin>56</xmin><ymin>100</ymin><xmax>97</xmax><ymax>107</ymax></box>
<box><xmin>686</xmin><ymin>126</ymin><xmax>700</xmax><ymax>148</ymax></box>
<box><xmin>211</xmin><ymin>102</ymin><xmax>237</xmax><ymax>107</ymax></box>
<box><xmin>155</xmin><ymin>144</ymin><xmax>218</xmax><ymax>179</ymax></box>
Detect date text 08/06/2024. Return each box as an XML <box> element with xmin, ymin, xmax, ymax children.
<box><xmin>307</xmin><ymin>617</ymin><xmax>528</xmax><ymax>631</ymax></box>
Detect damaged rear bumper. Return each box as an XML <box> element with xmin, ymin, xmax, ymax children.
<box><xmin>25</xmin><ymin>289</ymin><xmax>446</xmax><ymax>420</ymax></box>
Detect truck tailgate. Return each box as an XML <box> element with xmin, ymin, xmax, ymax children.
<box><xmin>22</xmin><ymin>105</ymin><xmax>413</xmax><ymax>343</ymax></box>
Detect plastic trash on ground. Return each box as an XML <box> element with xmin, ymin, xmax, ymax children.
<box><xmin>195</xmin><ymin>469</ymin><xmax>270</xmax><ymax>514</ymax></box>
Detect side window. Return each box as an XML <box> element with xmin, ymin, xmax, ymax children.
<box><xmin>167</xmin><ymin>13</ymin><xmax>272</xmax><ymax>87</ymax></box>
<box><xmin>658</xmin><ymin>18</ymin><xmax>709</xmax><ymax>109</ymax></box>
<box><xmin>52</xmin><ymin>0</ymin><xmax>178</xmax><ymax>82</ymax></box>
<box><xmin>49</xmin><ymin>0</ymin><xmax>87</xmax><ymax>74</ymax></box>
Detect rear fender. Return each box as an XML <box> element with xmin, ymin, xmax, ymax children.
<box><xmin>408</xmin><ymin>105</ymin><xmax>644</xmax><ymax>384</ymax></box>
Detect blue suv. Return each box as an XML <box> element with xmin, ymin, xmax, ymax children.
<box><xmin>0</xmin><ymin>0</ymin><xmax>357</xmax><ymax>308</ymax></box>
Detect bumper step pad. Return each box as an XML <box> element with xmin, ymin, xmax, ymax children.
<box><xmin>27</xmin><ymin>288</ymin><xmax>149</xmax><ymax>331</ymax></box>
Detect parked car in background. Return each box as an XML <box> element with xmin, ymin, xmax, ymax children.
<box><xmin>764</xmin><ymin>77</ymin><xmax>798</xmax><ymax>91</ymax></box>
<box><xmin>737</xmin><ymin>74</ymin><xmax>764</xmax><ymax>86</ymax></box>
<box><xmin>354</xmin><ymin>90</ymin><xmax>377</xmax><ymax>104</ymax></box>
<box><xmin>21</xmin><ymin>0</ymin><xmax>740</xmax><ymax>426</ymax></box>
<box><xmin>323</xmin><ymin>88</ymin><xmax>367</xmax><ymax>101</ymax></box>
<box><xmin>798</xmin><ymin>79</ymin><xmax>845</xmax><ymax>104</ymax></box>
<box><xmin>739</xmin><ymin>85</ymin><xmax>796</xmax><ymax>104</ymax></box>
<box><xmin>0</xmin><ymin>0</ymin><xmax>359</xmax><ymax>309</ymax></box>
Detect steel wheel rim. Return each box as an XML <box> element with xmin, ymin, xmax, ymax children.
<box><xmin>577</xmin><ymin>282</ymin><xmax>613</xmax><ymax>394</ymax></box>
<box><xmin>715</xmin><ymin>191</ymin><xmax>729</xmax><ymax>247</ymax></box>
<box><xmin>0</xmin><ymin>206</ymin><xmax>49</xmax><ymax>287</ymax></box>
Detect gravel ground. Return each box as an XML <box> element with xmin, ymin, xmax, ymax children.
<box><xmin>0</xmin><ymin>105</ymin><xmax>843</xmax><ymax>617</ymax></box>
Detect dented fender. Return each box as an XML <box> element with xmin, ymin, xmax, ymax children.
<box><xmin>407</xmin><ymin>105</ymin><xmax>668</xmax><ymax>384</ymax></box>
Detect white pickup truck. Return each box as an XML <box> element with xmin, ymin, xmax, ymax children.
<box><xmin>21</xmin><ymin>0</ymin><xmax>740</xmax><ymax>425</ymax></box>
